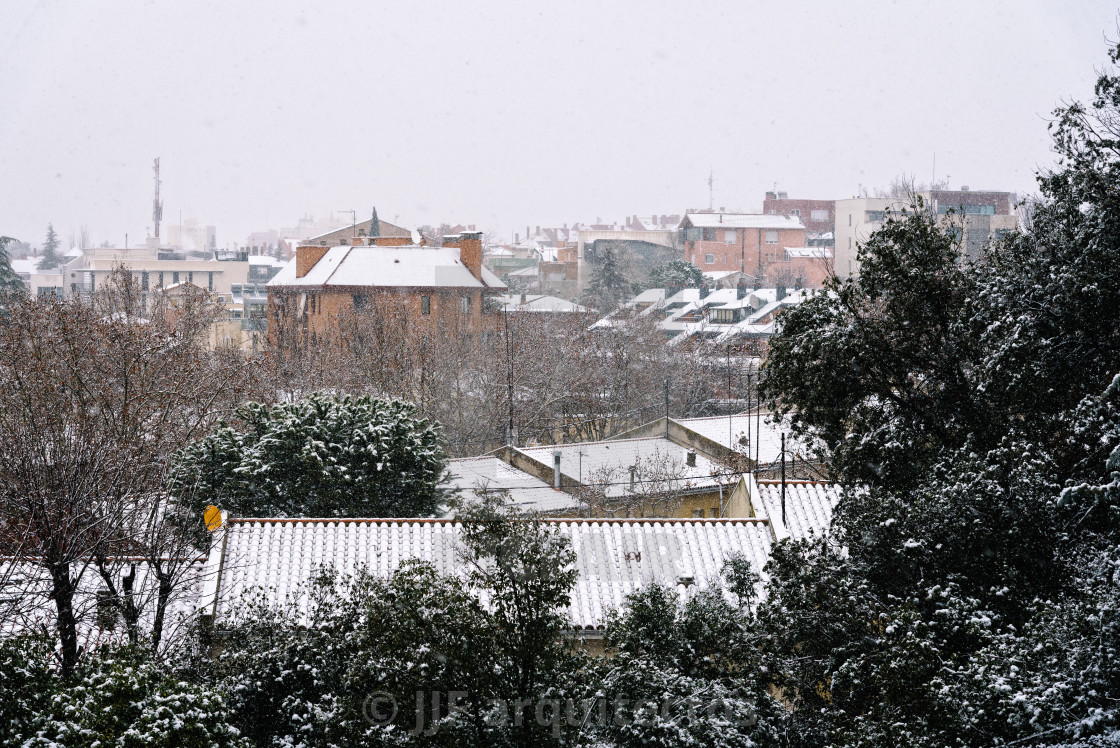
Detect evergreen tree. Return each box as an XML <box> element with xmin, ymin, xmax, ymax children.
<box><xmin>586</xmin><ymin>244</ymin><xmax>631</xmax><ymax>311</ymax></box>
<box><xmin>649</xmin><ymin>259</ymin><xmax>705</xmax><ymax>289</ymax></box>
<box><xmin>754</xmin><ymin>37</ymin><xmax>1120</xmax><ymax>747</ymax></box>
<box><xmin>38</xmin><ymin>223</ymin><xmax>63</xmax><ymax>270</ymax></box>
<box><xmin>170</xmin><ymin>392</ymin><xmax>450</xmax><ymax>517</ymax></box>
<box><xmin>0</xmin><ymin>236</ymin><xmax>26</xmax><ymax>297</ymax></box>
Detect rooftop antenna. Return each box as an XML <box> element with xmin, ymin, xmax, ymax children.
<box><xmin>708</xmin><ymin>168</ymin><xmax>714</xmax><ymax>211</ymax></box>
<box><xmin>338</xmin><ymin>209</ymin><xmax>356</xmax><ymax>240</ymax></box>
<box><xmin>152</xmin><ymin>158</ymin><xmax>163</xmax><ymax>244</ymax></box>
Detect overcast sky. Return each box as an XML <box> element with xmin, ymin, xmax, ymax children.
<box><xmin>1</xmin><ymin>1</ymin><xmax>1118</xmax><ymax>247</ymax></box>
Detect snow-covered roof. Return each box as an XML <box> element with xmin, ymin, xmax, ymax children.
<box><xmin>445</xmin><ymin>457</ymin><xmax>581</xmax><ymax>514</ymax></box>
<box><xmin>248</xmin><ymin>255</ymin><xmax>286</xmax><ymax>267</ymax></box>
<box><xmin>268</xmin><ymin>245</ymin><xmax>506</xmax><ymax>290</ymax></box>
<box><xmin>506</xmin><ymin>266</ymin><xmax>539</xmax><ymax>277</ymax></box>
<box><xmin>200</xmin><ymin>517</ymin><xmax>774</xmax><ymax>631</ymax></box>
<box><xmin>753</xmin><ymin>481</ymin><xmax>840</xmax><ymax>539</ymax></box>
<box><xmin>673</xmin><ymin>413</ymin><xmax>818</xmax><ymax>466</ymax></box>
<box><xmin>682</xmin><ymin>214</ymin><xmax>805</xmax><ymax>231</ymax></box>
<box><xmin>785</xmin><ymin>247</ymin><xmax>832</xmax><ymax>259</ymax></box>
<box><xmin>518</xmin><ymin>437</ymin><xmax>726</xmax><ymax>497</ymax></box>
<box><xmin>496</xmin><ymin>294</ymin><xmax>590</xmax><ymax>313</ymax></box>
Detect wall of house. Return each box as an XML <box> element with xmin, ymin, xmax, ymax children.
<box><xmin>761</xmin><ymin>197</ymin><xmax>836</xmax><ymax>234</ymax></box>
<box><xmin>684</xmin><ymin>226</ymin><xmax>806</xmax><ymax>278</ymax></box>
<box><xmin>268</xmin><ymin>284</ymin><xmax>499</xmax><ymax>348</ymax></box>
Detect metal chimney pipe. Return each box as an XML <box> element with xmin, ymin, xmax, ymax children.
<box><xmin>553</xmin><ymin>450</ymin><xmax>562</xmax><ymax>489</ymax></box>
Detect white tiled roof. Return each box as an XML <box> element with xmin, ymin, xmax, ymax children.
<box><xmin>754</xmin><ymin>481</ymin><xmax>840</xmax><ymax>539</ymax></box>
<box><xmin>202</xmin><ymin>518</ymin><xmax>774</xmax><ymax>630</ymax></box>
<box><xmin>518</xmin><ymin>437</ymin><xmax>726</xmax><ymax>497</ymax></box>
<box><xmin>268</xmin><ymin>245</ymin><xmax>506</xmax><ymax>290</ymax></box>
<box><xmin>445</xmin><ymin>457</ymin><xmax>581</xmax><ymax>514</ymax></box>
<box><xmin>683</xmin><ymin>213</ymin><xmax>805</xmax><ymax>231</ymax></box>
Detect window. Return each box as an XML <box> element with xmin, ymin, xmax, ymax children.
<box><xmin>460</xmin><ymin>295</ymin><xmax>472</xmax><ymax>314</ymax></box>
<box><xmin>141</xmin><ymin>271</ymin><xmax>149</xmax><ymax>291</ymax></box>
<box><xmin>691</xmin><ymin>509</ymin><xmax>705</xmax><ymax>518</ymax></box>
<box><xmin>765</xmin><ymin>231</ymin><xmax>778</xmax><ymax>244</ymax></box>
<box><xmin>158</xmin><ymin>272</ymin><xmax>164</xmax><ymax>288</ymax></box>
<box><xmin>421</xmin><ymin>295</ymin><xmax>431</xmax><ymax>315</ymax></box>
<box><xmin>704</xmin><ymin>253</ymin><xmax>716</xmax><ymax>264</ymax></box>
<box><xmin>723</xmin><ymin>230</ymin><xmax>737</xmax><ymax>243</ymax></box>
<box><xmin>353</xmin><ymin>294</ymin><xmax>369</xmax><ymax>311</ymax></box>
<box><xmin>789</xmin><ymin>208</ymin><xmax>801</xmax><ymax>217</ymax></box>
<box><xmin>811</xmin><ymin>209</ymin><xmax>829</xmax><ymax>221</ymax></box>
<box><xmin>187</xmin><ymin>271</ymin><xmax>193</xmax><ymax>284</ymax></box>
<box><xmin>866</xmin><ymin>210</ymin><xmax>885</xmax><ymax>222</ymax></box>
<box><xmin>172</xmin><ymin>271</ymin><xmax>180</xmax><ymax>285</ymax></box>
<box><xmin>702</xmin><ymin>228</ymin><xmax>717</xmax><ymax>241</ymax></box>
<box><xmin>208</xmin><ymin>272</ymin><xmax>214</xmax><ymax>291</ymax></box>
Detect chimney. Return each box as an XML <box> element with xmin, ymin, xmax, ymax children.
<box><xmin>520</xmin><ymin>292</ymin><xmax>527</xmax><ymax>305</ymax></box>
<box><xmin>736</xmin><ymin>282</ymin><xmax>747</xmax><ymax>300</ymax></box>
<box><xmin>515</xmin><ymin>232</ymin><xmax>520</xmax><ymax>244</ymax></box>
<box><xmin>686</xmin><ymin>451</ymin><xmax>697</xmax><ymax>467</ymax></box>
<box><xmin>296</xmin><ymin>245</ymin><xmax>331</xmax><ymax>278</ymax></box>
<box><xmin>699</xmin><ymin>286</ymin><xmax>710</xmax><ymax>299</ymax></box>
<box><xmin>458</xmin><ymin>230</ymin><xmax>483</xmax><ymax>281</ymax></box>
<box><xmin>629</xmin><ymin>465</ymin><xmax>636</xmax><ymax>491</ymax></box>
<box><xmin>553</xmin><ymin>450</ymin><xmax>562</xmax><ymax>489</ymax></box>
<box><xmin>776</xmin><ymin>285</ymin><xmax>787</xmax><ymax>301</ymax></box>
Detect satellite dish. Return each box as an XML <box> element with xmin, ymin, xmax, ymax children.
<box><xmin>203</xmin><ymin>505</ymin><xmax>223</xmax><ymax>532</ymax></box>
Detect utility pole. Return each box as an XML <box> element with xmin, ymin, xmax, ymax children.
<box><xmin>664</xmin><ymin>378</ymin><xmax>670</xmax><ymax>437</ymax></box>
<box><xmin>152</xmin><ymin>158</ymin><xmax>162</xmax><ymax>245</ymax></box>
<box><xmin>781</xmin><ymin>433</ymin><xmax>787</xmax><ymax>525</ymax></box>
<box><xmin>504</xmin><ymin>305</ymin><xmax>515</xmax><ymax>446</ymax></box>
<box><xmin>727</xmin><ymin>344</ymin><xmax>733</xmax><ymax>456</ymax></box>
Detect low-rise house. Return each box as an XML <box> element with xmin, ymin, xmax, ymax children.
<box><xmin>197</xmin><ymin>516</ymin><xmax>776</xmax><ymax>645</ymax></box>
<box><xmin>493</xmin><ymin>436</ymin><xmax>753</xmax><ymax>519</ymax></box>
<box><xmin>593</xmin><ymin>285</ymin><xmax>817</xmax><ymax>354</ymax></box>
<box><xmin>495</xmin><ymin>293</ymin><xmax>594</xmax><ymax>317</ymax></box>
<box><xmin>445</xmin><ymin>456</ymin><xmax>582</xmax><ymax>516</ymax></box>
<box><xmin>266</xmin><ymin>231</ymin><xmax>506</xmax><ymax>350</ymax></box>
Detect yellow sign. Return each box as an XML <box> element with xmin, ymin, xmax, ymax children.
<box><xmin>203</xmin><ymin>505</ymin><xmax>223</xmax><ymax>532</ymax></box>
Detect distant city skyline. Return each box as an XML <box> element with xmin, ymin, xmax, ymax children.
<box><xmin>2</xmin><ymin>0</ymin><xmax>1116</xmax><ymax>248</ymax></box>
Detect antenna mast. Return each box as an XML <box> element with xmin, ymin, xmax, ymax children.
<box><xmin>708</xmin><ymin>168</ymin><xmax>714</xmax><ymax>211</ymax></box>
<box><xmin>152</xmin><ymin>158</ymin><xmax>163</xmax><ymax>245</ymax></box>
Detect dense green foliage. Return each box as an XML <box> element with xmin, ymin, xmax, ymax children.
<box><xmin>0</xmin><ymin>638</ymin><xmax>246</xmax><ymax>748</ymax></box>
<box><xmin>171</xmin><ymin>392</ymin><xmax>449</xmax><ymax>518</ymax></box>
<box><xmin>753</xmin><ymin>40</ymin><xmax>1120</xmax><ymax>746</ymax></box>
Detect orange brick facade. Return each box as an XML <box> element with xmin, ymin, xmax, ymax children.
<box><xmin>268</xmin><ymin>233</ymin><xmax>501</xmax><ymax>351</ymax></box>
<box><xmin>684</xmin><ymin>227</ymin><xmax>806</xmax><ymax>278</ymax></box>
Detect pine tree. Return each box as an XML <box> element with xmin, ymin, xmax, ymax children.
<box><xmin>38</xmin><ymin>223</ymin><xmax>62</xmax><ymax>270</ymax></box>
<box><xmin>170</xmin><ymin>392</ymin><xmax>450</xmax><ymax>517</ymax></box>
<box><xmin>0</xmin><ymin>236</ymin><xmax>26</xmax><ymax>297</ymax></box>
<box><xmin>586</xmin><ymin>244</ymin><xmax>631</xmax><ymax>311</ymax></box>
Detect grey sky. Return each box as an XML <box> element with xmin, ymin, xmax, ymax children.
<box><xmin>1</xmin><ymin>1</ymin><xmax>1117</xmax><ymax>247</ymax></box>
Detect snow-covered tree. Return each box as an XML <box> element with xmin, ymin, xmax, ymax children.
<box><xmin>649</xmin><ymin>259</ymin><xmax>705</xmax><ymax>289</ymax></box>
<box><xmin>38</xmin><ymin>222</ymin><xmax>63</xmax><ymax>270</ymax></box>
<box><xmin>0</xmin><ymin>236</ymin><xmax>25</xmax><ymax>297</ymax></box>
<box><xmin>172</xmin><ymin>392</ymin><xmax>450</xmax><ymax>518</ymax></box>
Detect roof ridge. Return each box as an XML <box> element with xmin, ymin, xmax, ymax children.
<box><xmin>225</xmin><ymin>516</ymin><xmax>770</xmax><ymax>525</ymax></box>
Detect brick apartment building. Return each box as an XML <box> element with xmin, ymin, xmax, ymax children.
<box><xmin>761</xmin><ymin>191</ymin><xmax>836</xmax><ymax>236</ymax></box>
<box><xmin>267</xmin><ymin>231</ymin><xmax>506</xmax><ymax>350</ymax></box>
<box><xmin>678</xmin><ymin>212</ymin><xmax>807</xmax><ymax>282</ymax></box>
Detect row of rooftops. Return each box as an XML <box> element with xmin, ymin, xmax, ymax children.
<box><xmin>2</xmin><ymin>412</ymin><xmax>836</xmax><ymax>643</ymax></box>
